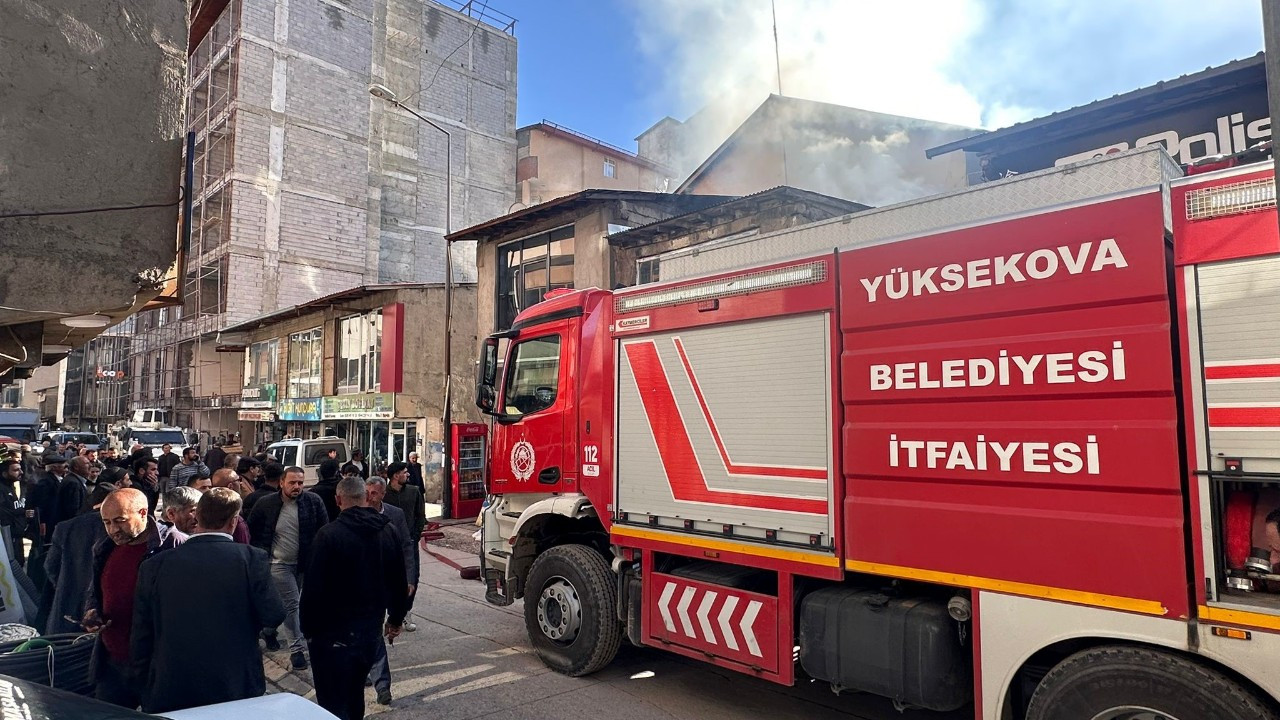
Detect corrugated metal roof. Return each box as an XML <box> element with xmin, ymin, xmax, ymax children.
<box><xmin>606</xmin><ymin>186</ymin><xmax>870</xmax><ymax>246</ymax></box>
<box><xmin>925</xmin><ymin>53</ymin><xmax>1266</xmax><ymax>159</ymax></box>
<box><xmin>218</xmin><ymin>283</ymin><xmax>444</xmax><ymax>333</ymax></box>
<box><xmin>444</xmin><ymin>189</ymin><xmax>735</xmax><ymax>244</ymax></box>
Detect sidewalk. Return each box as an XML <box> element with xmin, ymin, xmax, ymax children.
<box><xmin>261</xmin><ymin>539</ymin><xmax>484</xmax><ymax>704</ymax></box>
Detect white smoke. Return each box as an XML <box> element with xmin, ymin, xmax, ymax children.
<box><xmin>631</xmin><ymin>0</ymin><xmax>1263</xmax><ymax>168</ymax></box>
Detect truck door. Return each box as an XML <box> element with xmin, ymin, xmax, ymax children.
<box><xmin>490</xmin><ymin>321</ymin><xmax>570</xmax><ymax>491</ymax></box>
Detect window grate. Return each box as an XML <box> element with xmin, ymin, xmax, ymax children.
<box><xmin>1186</xmin><ymin>177</ymin><xmax>1276</xmax><ymax>221</ymax></box>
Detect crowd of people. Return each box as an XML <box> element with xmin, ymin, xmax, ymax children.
<box><xmin>0</xmin><ymin>437</ymin><xmax>431</xmax><ymax>720</ymax></box>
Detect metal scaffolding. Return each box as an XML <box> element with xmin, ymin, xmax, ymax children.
<box><xmin>122</xmin><ymin>0</ymin><xmax>241</xmax><ymax>432</ymax></box>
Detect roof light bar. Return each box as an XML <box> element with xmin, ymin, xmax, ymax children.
<box><xmin>1186</xmin><ymin>177</ymin><xmax>1276</xmax><ymax>221</ymax></box>
<box><xmin>615</xmin><ymin>261</ymin><xmax>827</xmax><ymax>314</ymax></box>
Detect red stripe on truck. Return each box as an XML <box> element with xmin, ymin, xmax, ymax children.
<box><xmin>623</xmin><ymin>341</ymin><xmax>827</xmax><ymax>515</ymax></box>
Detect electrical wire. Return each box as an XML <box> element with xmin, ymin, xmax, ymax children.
<box><xmin>0</xmin><ymin>197</ymin><xmax>181</xmax><ymax>220</ymax></box>
<box><xmin>398</xmin><ymin>0</ymin><xmax>490</xmax><ymax>107</ymax></box>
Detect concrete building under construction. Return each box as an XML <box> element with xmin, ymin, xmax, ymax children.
<box><xmin>125</xmin><ymin>0</ymin><xmax>519</xmax><ymax>436</ymax></box>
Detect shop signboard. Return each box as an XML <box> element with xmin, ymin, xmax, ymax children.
<box><xmin>238</xmin><ymin>410</ymin><xmax>276</xmax><ymax>422</ymax></box>
<box><xmin>241</xmin><ymin>383</ymin><xmax>277</xmax><ymax>410</ymax></box>
<box><xmin>277</xmin><ymin>397</ymin><xmax>322</xmax><ymax>422</ymax></box>
<box><xmin>322</xmin><ymin>392</ymin><xmax>395</xmax><ymax>420</ymax></box>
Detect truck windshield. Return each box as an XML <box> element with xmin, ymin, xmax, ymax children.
<box><xmin>0</xmin><ymin>428</ymin><xmax>36</xmax><ymax>442</ymax></box>
<box><xmin>132</xmin><ymin>431</ymin><xmax>186</xmax><ymax>445</ymax></box>
<box><xmin>503</xmin><ymin>335</ymin><xmax>560</xmax><ymax>417</ymax></box>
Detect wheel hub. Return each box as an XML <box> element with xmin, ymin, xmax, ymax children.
<box><xmin>1091</xmin><ymin>708</ymin><xmax>1183</xmax><ymax>720</ymax></box>
<box><xmin>536</xmin><ymin>577</ymin><xmax>582</xmax><ymax>643</ymax></box>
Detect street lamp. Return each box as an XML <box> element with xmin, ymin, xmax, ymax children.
<box><xmin>370</xmin><ymin>83</ymin><xmax>455</xmax><ymax>520</ymax></box>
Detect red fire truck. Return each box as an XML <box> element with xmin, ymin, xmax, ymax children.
<box><xmin>474</xmin><ymin>146</ymin><xmax>1280</xmax><ymax>719</ymax></box>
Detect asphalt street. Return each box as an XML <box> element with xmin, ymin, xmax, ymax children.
<box><xmin>264</xmin><ymin>528</ymin><xmax>971</xmax><ymax>720</ymax></box>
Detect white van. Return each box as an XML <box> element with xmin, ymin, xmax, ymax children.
<box><xmin>266</xmin><ymin>437</ymin><xmax>350</xmax><ymax>485</ymax></box>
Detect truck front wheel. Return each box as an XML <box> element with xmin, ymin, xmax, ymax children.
<box><xmin>1026</xmin><ymin>645</ymin><xmax>1277</xmax><ymax>720</ymax></box>
<box><xmin>523</xmin><ymin>544</ymin><xmax>621</xmax><ymax>676</ymax></box>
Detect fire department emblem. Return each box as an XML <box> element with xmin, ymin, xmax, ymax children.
<box><xmin>511</xmin><ymin>440</ymin><xmax>536</xmax><ymax>481</ymax></box>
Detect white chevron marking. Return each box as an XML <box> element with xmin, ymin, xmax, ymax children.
<box><xmin>696</xmin><ymin>591</ymin><xmax>718</xmax><ymax>645</ymax></box>
<box><xmin>718</xmin><ymin>595</ymin><xmax>740</xmax><ymax>651</ymax></box>
<box><xmin>657</xmin><ymin>582</ymin><xmax>677</xmax><ymax>633</ymax></box>
<box><xmin>676</xmin><ymin>586</ymin><xmax>697</xmax><ymax>637</ymax></box>
<box><xmin>741</xmin><ymin>600</ymin><xmax>763</xmax><ymax>657</ymax></box>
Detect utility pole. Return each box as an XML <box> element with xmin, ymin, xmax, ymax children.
<box><xmin>1263</xmin><ymin>0</ymin><xmax>1280</xmax><ymax>235</ymax></box>
<box><xmin>771</xmin><ymin>0</ymin><xmax>790</xmax><ymax>187</ymax></box>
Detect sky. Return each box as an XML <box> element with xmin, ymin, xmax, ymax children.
<box><xmin>509</xmin><ymin>0</ymin><xmax>1265</xmax><ymax>154</ymax></box>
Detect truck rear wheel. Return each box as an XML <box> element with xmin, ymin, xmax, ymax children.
<box><xmin>523</xmin><ymin>544</ymin><xmax>620</xmax><ymax>676</ymax></box>
<box><xmin>1026</xmin><ymin>645</ymin><xmax>1276</xmax><ymax>720</ymax></box>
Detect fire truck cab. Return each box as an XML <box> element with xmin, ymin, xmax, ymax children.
<box><xmin>475</xmin><ymin>146</ymin><xmax>1280</xmax><ymax>719</ymax></box>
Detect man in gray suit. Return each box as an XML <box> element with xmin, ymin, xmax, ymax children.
<box><xmin>364</xmin><ymin>475</ymin><xmax>416</xmax><ymax>706</ymax></box>
<box><xmin>131</xmin><ymin>488</ymin><xmax>285</xmax><ymax>713</ymax></box>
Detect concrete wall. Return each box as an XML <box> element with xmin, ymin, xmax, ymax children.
<box><xmin>223</xmin><ymin>0</ymin><xmax>516</xmax><ymax>322</ymax></box>
<box><xmin>517</xmin><ymin>127</ymin><xmax>672</xmax><ymax>205</ymax></box>
<box><xmin>0</xmin><ymin>0</ymin><xmax>186</xmax><ymax>327</ymax></box>
<box><xmin>231</xmin><ymin>284</ymin><xmax>479</xmax><ymax>499</ymax></box>
<box><xmin>683</xmin><ymin>101</ymin><xmax>973</xmax><ymax>206</ymax></box>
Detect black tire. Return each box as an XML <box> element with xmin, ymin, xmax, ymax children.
<box><xmin>1026</xmin><ymin>645</ymin><xmax>1277</xmax><ymax>720</ymax></box>
<box><xmin>523</xmin><ymin>543</ymin><xmax>621</xmax><ymax>676</ymax></box>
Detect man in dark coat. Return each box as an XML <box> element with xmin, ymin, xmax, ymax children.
<box><xmin>131</xmin><ymin>488</ymin><xmax>285</xmax><ymax>713</ymax></box>
<box><xmin>384</xmin><ymin>462</ymin><xmax>425</xmax><ymax>632</ymax></box>
<box><xmin>406</xmin><ymin>452</ymin><xmax>424</xmax><ymax>493</ymax></box>
<box><xmin>155</xmin><ymin>444</ymin><xmax>180</xmax><ymax>491</ymax></box>
<box><xmin>53</xmin><ymin>456</ymin><xmax>93</xmax><ymax>534</ymax></box>
<box><xmin>364</xmin><ymin>476</ymin><xmax>416</xmax><ymax>705</ymax></box>
<box><xmin>44</xmin><ymin>483</ymin><xmax>114</xmax><ymax>635</ymax></box>
<box><xmin>0</xmin><ymin>459</ymin><xmax>27</xmax><ymax>565</ymax></box>
<box><xmin>301</xmin><ymin>477</ymin><xmax>408</xmax><ymax>720</ymax></box>
<box><xmin>83</xmin><ymin>488</ymin><xmax>185</xmax><ymax>707</ymax></box>
<box><xmin>241</xmin><ymin>461</ymin><xmax>283</xmax><ymax>518</ymax></box>
<box><xmin>308</xmin><ymin>458</ymin><xmax>342</xmax><ymax>522</ymax></box>
<box><xmin>204</xmin><ymin>441</ymin><xmax>227</xmax><ymax>474</ymax></box>
<box><xmin>28</xmin><ymin>453</ymin><xmax>66</xmax><ymax>545</ymax></box>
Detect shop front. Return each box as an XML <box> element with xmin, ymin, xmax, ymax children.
<box><xmin>238</xmin><ymin>383</ymin><xmax>277</xmax><ymax>448</ymax></box>
<box><xmin>276</xmin><ymin>396</ymin><xmax>323</xmax><ymax>440</ymax></box>
<box><xmin>320</xmin><ymin>393</ymin><xmax>416</xmax><ymax>472</ymax></box>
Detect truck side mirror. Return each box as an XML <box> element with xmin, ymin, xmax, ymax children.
<box><xmin>476</xmin><ymin>337</ymin><xmax>500</xmax><ymax>414</ymax></box>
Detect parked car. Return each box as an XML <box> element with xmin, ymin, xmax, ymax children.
<box><xmin>266</xmin><ymin>437</ymin><xmax>349</xmax><ymax>485</ymax></box>
<box><xmin>117</xmin><ymin>427</ymin><xmax>189</xmax><ymax>457</ymax></box>
<box><xmin>38</xmin><ymin>431</ymin><xmax>107</xmax><ymax>451</ymax></box>
<box><xmin>0</xmin><ymin>672</ymin><xmax>336</xmax><ymax>719</ymax></box>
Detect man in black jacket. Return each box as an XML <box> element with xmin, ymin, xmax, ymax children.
<box><xmin>248</xmin><ymin>466</ymin><xmax>328</xmax><ymax>669</ymax></box>
<box><xmin>51</xmin><ymin>456</ymin><xmax>91</xmax><ymax>546</ymax></box>
<box><xmin>300</xmin><ymin>477</ymin><xmax>408</xmax><ymax>720</ymax></box>
<box><xmin>131</xmin><ymin>488</ymin><xmax>285</xmax><ymax>713</ymax></box>
<box><xmin>364</xmin><ymin>476</ymin><xmax>415</xmax><ymax>705</ymax></box>
<box><xmin>241</xmin><ymin>461</ymin><xmax>282</xmax><ymax>518</ymax></box>
<box><xmin>0</xmin><ymin>460</ymin><xmax>27</xmax><ymax>565</ymax></box>
<box><xmin>308</xmin><ymin>458</ymin><xmax>342</xmax><ymax>522</ymax></box>
<box><xmin>155</xmin><ymin>444</ymin><xmax>180</xmax><ymax>491</ymax></box>
<box><xmin>44</xmin><ymin>483</ymin><xmax>113</xmax><ymax>635</ymax></box>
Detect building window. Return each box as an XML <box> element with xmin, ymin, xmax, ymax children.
<box><xmin>496</xmin><ymin>225</ymin><xmax>575</xmax><ymax>331</ymax></box>
<box><xmin>337</xmin><ymin>310</ymin><xmax>382</xmax><ymax>394</ymax></box>
<box><xmin>603</xmin><ymin>158</ymin><xmax>616</xmax><ymax>178</ymax></box>
<box><xmin>246</xmin><ymin>339</ymin><xmax>278</xmax><ymax>387</ymax></box>
<box><xmin>637</xmin><ymin>257</ymin><xmax>660</xmax><ymax>285</ymax></box>
<box><xmin>287</xmin><ymin>327</ymin><xmax>322</xmax><ymax>398</ymax></box>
